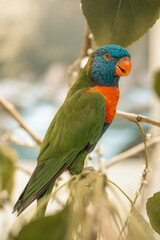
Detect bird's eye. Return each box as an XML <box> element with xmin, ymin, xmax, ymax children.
<box><xmin>104</xmin><ymin>52</ymin><xmax>111</xmax><ymax>60</ymax></box>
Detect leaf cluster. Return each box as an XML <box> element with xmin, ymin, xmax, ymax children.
<box><xmin>81</xmin><ymin>0</ymin><xmax>160</xmax><ymax>47</ymax></box>
<box><xmin>0</xmin><ymin>144</ymin><xmax>18</xmax><ymax>201</ymax></box>
<box><xmin>153</xmin><ymin>70</ymin><xmax>160</xmax><ymax>98</ymax></box>
<box><xmin>9</xmin><ymin>171</ymin><xmax>156</xmax><ymax>240</ymax></box>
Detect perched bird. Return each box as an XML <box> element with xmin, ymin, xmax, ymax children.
<box><xmin>13</xmin><ymin>44</ymin><xmax>131</xmax><ymax>217</ymax></box>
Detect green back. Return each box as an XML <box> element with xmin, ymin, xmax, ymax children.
<box><xmin>13</xmin><ymin>68</ymin><xmax>106</xmax><ymax>214</ymax></box>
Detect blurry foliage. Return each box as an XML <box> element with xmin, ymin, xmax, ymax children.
<box><xmin>127</xmin><ymin>208</ymin><xmax>155</xmax><ymax>240</ymax></box>
<box><xmin>0</xmin><ymin>0</ymin><xmax>83</xmax><ymax>78</ymax></box>
<box><xmin>81</xmin><ymin>0</ymin><xmax>160</xmax><ymax>47</ymax></box>
<box><xmin>13</xmin><ymin>205</ymin><xmax>69</xmax><ymax>240</ymax></box>
<box><xmin>10</xmin><ymin>172</ymin><xmax>156</xmax><ymax>240</ymax></box>
<box><xmin>0</xmin><ymin>0</ymin><xmax>38</xmax><ymax>77</ymax></box>
<box><xmin>0</xmin><ymin>144</ymin><xmax>18</xmax><ymax>198</ymax></box>
<box><xmin>153</xmin><ymin>70</ymin><xmax>160</xmax><ymax>98</ymax></box>
<box><xmin>146</xmin><ymin>192</ymin><xmax>160</xmax><ymax>234</ymax></box>
<box><xmin>0</xmin><ymin>0</ymin><xmax>160</xmax><ymax>240</ymax></box>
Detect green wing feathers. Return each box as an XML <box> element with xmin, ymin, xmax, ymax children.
<box><xmin>13</xmin><ymin>152</ymin><xmax>78</xmax><ymax>214</ymax></box>
<box><xmin>13</xmin><ymin>90</ymin><xmax>106</xmax><ymax>214</ymax></box>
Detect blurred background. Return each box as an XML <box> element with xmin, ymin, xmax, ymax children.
<box><xmin>0</xmin><ymin>1</ymin><xmax>160</xmax><ymax>239</ymax></box>
<box><xmin>0</xmin><ymin>0</ymin><xmax>158</xmax><ymax>162</ymax></box>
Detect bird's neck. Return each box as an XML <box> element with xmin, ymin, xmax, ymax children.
<box><xmin>90</xmin><ymin>70</ymin><xmax>120</xmax><ymax>87</ymax></box>
<box><xmin>66</xmin><ymin>67</ymin><xmax>95</xmax><ymax>98</ymax></box>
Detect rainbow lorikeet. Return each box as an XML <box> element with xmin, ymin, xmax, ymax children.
<box><xmin>13</xmin><ymin>44</ymin><xmax>131</xmax><ymax>216</ymax></box>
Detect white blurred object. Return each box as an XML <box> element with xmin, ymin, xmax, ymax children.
<box><xmin>149</xmin><ymin>18</ymin><xmax>160</xmax><ymax>73</ymax></box>
<box><xmin>80</xmin><ymin>56</ymin><xmax>89</xmax><ymax>69</ymax></box>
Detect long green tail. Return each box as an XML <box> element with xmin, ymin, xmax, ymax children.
<box><xmin>35</xmin><ymin>183</ymin><xmax>54</xmax><ymax>219</ymax></box>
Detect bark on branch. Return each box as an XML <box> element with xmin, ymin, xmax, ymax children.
<box><xmin>103</xmin><ymin>135</ymin><xmax>160</xmax><ymax>169</ymax></box>
<box><xmin>116</xmin><ymin>110</ymin><xmax>160</xmax><ymax>128</ymax></box>
<box><xmin>1</xmin><ymin>96</ymin><xmax>160</xmax><ymax>151</ymax></box>
<box><xmin>0</xmin><ymin>96</ymin><xmax>42</xmax><ymax>145</ymax></box>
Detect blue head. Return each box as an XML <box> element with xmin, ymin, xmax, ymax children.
<box><xmin>89</xmin><ymin>44</ymin><xmax>131</xmax><ymax>87</ymax></box>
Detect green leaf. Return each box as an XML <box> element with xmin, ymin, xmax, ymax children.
<box><xmin>146</xmin><ymin>192</ymin><xmax>160</xmax><ymax>234</ymax></box>
<box><xmin>81</xmin><ymin>0</ymin><xmax>160</xmax><ymax>47</ymax></box>
<box><xmin>14</xmin><ymin>206</ymin><xmax>70</xmax><ymax>240</ymax></box>
<box><xmin>153</xmin><ymin>70</ymin><xmax>160</xmax><ymax>98</ymax></box>
<box><xmin>0</xmin><ymin>144</ymin><xmax>18</xmax><ymax>197</ymax></box>
<box><xmin>127</xmin><ymin>207</ymin><xmax>155</xmax><ymax>240</ymax></box>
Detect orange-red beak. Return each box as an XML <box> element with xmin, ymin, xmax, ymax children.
<box><xmin>115</xmin><ymin>57</ymin><xmax>132</xmax><ymax>76</ymax></box>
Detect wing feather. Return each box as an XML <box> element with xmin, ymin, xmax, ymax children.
<box><xmin>13</xmin><ymin>90</ymin><xmax>106</xmax><ymax>213</ymax></box>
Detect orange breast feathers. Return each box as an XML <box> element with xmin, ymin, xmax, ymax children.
<box><xmin>86</xmin><ymin>86</ymin><xmax>120</xmax><ymax>123</ymax></box>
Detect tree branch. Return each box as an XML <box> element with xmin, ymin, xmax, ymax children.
<box><xmin>0</xmin><ymin>96</ymin><xmax>42</xmax><ymax>145</ymax></box>
<box><xmin>1</xmin><ymin>98</ymin><xmax>160</xmax><ymax>153</ymax></box>
<box><xmin>119</xmin><ymin>121</ymin><xmax>150</xmax><ymax>239</ymax></box>
<box><xmin>79</xmin><ymin>23</ymin><xmax>92</xmax><ymax>60</ymax></box>
<box><xmin>2</xmin><ymin>131</ymin><xmax>38</xmax><ymax>148</ymax></box>
<box><xmin>15</xmin><ymin>165</ymin><xmax>32</xmax><ymax>176</ymax></box>
<box><xmin>78</xmin><ymin>23</ymin><xmax>92</xmax><ymax>75</ymax></box>
<box><xmin>116</xmin><ymin>110</ymin><xmax>160</xmax><ymax>128</ymax></box>
<box><xmin>103</xmin><ymin>135</ymin><xmax>160</xmax><ymax>169</ymax></box>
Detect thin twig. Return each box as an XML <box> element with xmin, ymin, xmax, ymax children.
<box><xmin>103</xmin><ymin>135</ymin><xmax>160</xmax><ymax>169</ymax></box>
<box><xmin>132</xmin><ymin>122</ymin><xmax>149</xmax><ymax>204</ymax></box>
<box><xmin>78</xmin><ymin>23</ymin><xmax>92</xmax><ymax>75</ymax></box>
<box><xmin>67</xmin><ymin>58</ymin><xmax>80</xmax><ymax>87</ymax></box>
<box><xmin>116</xmin><ymin>110</ymin><xmax>160</xmax><ymax>128</ymax></box>
<box><xmin>95</xmin><ymin>143</ymin><xmax>103</xmax><ymax>170</ymax></box>
<box><xmin>2</xmin><ymin>131</ymin><xmax>39</xmax><ymax>148</ymax></box>
<box><xmin>79</xmin><ymin>23</ymin><xmax>92</xmax><ymax>60</ymax></box>
<box><xmin>0</xmin><ymin>96</ymin><xmax>42</xmax><ymax>145</ymax></box>
<box><xmin>107</xmin><ymin>179</ymin><xmax>133</xmax><ymax>205</ymax></box>
<box><xmin>15</xmin><ymin>165</ymin><xmax>32</xmax><ymax>176</ymax></box>
<box><xmin>66</xmin><ymin>24</ymin><xmax>92</xmax><ymax>87</ymax></box>
<box><xmin>119</xmin><ymin>122</ymin><xmax>150</xmax><ymax>239</ymax></box>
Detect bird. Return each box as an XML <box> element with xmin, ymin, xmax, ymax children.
<box><xmin>13</xmin><ymin>44</ymin><xmax>131</xmax><ymax>217</ymax></box>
